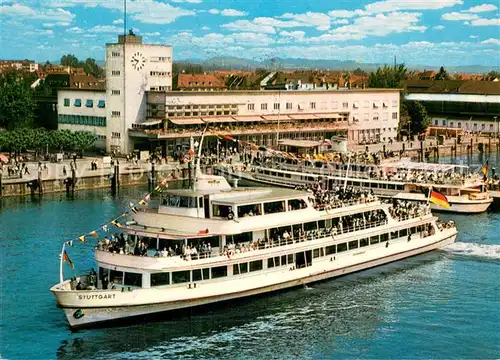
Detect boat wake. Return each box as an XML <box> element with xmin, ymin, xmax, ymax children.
<box><xmin>443</xmin><ymin>242</ymin><xmax>500</xmax><ymax>261</ymax></box>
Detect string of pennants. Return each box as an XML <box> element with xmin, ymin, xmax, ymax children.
<box><xmin>216</xmin><ymin>134</ymin><xmax>342</xmax><ymax>163</ymax></box>
<box><xmin>63</xmin><ymin>177</ymin><xmax>170</xmax><ymax>248</ymax></box>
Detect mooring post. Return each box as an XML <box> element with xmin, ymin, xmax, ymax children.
<box><xmin>38</xmin><ymin>169</ymin><xmax>43</xmax><ymax>196</ymax></box>
<box><xmin>0</xmin><ymin>172</ymin><xmax>2</xmax><ymax>197</ymax></box>
<box><xmin>111</xmin><ymin>163</ymin><xmax>119</xmax><ymax>194</ymax></box>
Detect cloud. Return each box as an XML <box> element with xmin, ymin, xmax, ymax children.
<box><xmin>481</xmin><ymin>38</ymin><xmax>500</xmax><ymax>45</ymax></box>
<box><xmin>66</xmin><ymin>26</ymin><xmax>84</xmax><ymax>33</ymax></box>
<box><xmin>328</xmin><ymin>10</ymin><xmax>367</xmax><ymax>18</ymax></box>
<box><xmin>171</xmin><ymin>0</ymin><xmax>202</xmax><ymax>3</ymax></box>
<box><xmin>113</xmin><ymin>18</ymin><xmax>124</xmax><ymax>24</ymax></box>
<box><xmin>42</xmin><ymin>0</ymin><xmax>97</xmax><ymax>7</ymax></box>
<box><xmin>201</xmin><ymin>26</ymin><xmax>210</xmax><ymax>30</ymax></box>
<box><xmin>280</xmin><ymin>12</ymin><xmax>331</xmax><ymax>31</ymax></box>
<box><xmin>365</xmin><ymin>0</ymin><xmax>463</xmax><ymax>13</ymax></box>
<box><xmin>433</xmin><ymin>25</ymin><xmax>445</xmax><ymax>30</ymax></box>
<box><xmin>88</xmin><ymin>25</ymin><xmax>123</xmax><ymax>33</ymax></box>
<box><xmin>0</xmin><ymin>3</ymin><xmax>76</xmax><ymax>22</ymax></box>
<box><xmin>279</xmin><ymin>30</ymin><xmax>306</xmax><ymax>42</ymax></box>
<box><xmin>221</xmin><ymin>19</ymin><xmax>276</xmax><ymax>34</ymax></box>
<box><xmin>144</xmin><ymin>32</ymin><xmax>161</xmax><ymax>36</ymax></box>
<box><xmin>230</xmin><ymin>32</ymin><xmax>275</xmax><ymax>46</ymax></box>
<box><xmin>330</xmin><ymin>12</ymin><xmax>426</xmax><ymax>39</ymax></box>
<box><xmin>332</xmin><ymin>19</ymin><xmax>350</xmax><ymax>25</ymax></box>
<box><xmin>470</xmin><ymin>18</ymin><xmax>500</xmax><ymax>26</ymax></box>
<box><xmin>442</xmin><ymin>12</ymin><xmax>479</xmax><ymax>21</ymax></box>
<box><xmin>465</xmin><ymin>4</ymin><xmax>497</xmax><ymax>13</ymax></box>
<box><xmin>43</xmin><ymin>22</ymin><xmax>71</xmax><ymax>27</ymax></box>
<box><xmin>210</xmin><ymin>8</ymin><xmax>248</xmax><ymax>16</ymax></box>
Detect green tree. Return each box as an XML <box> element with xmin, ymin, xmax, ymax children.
<box><xmin>83</xmin><ymin>58</ymin><xmax>103</xmax><ymax>77</ymax></box>
<box><xmin>405</xmin><ymin>100</ymin><xmax>431</xmax><ymax>135</ymax></box>
<box><xmin>434</xmin><ymin>66</ymin><xmax>450</xmax><ymax>80</ymax></box>
<box><xmin>73</xmin><ymin>130</ymin><xmax>97</xmax><ymax>153</ymax></box>
<box><xmin>368</xmin><ymin>64</ymin><xmax>407</xmax><ymax>88</ymax></box>
<box><xmin>60</xmin><ymin>54</ymin><xmax>80</xmax><ymax>68</ymax></box>
<box><xmin>0</xmin><ymin>72</ymin><xmax>36</xmax><ymax>130</ymax></box>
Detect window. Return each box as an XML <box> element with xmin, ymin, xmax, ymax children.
<box><xmin>274</xmin><ymin>103</ymin><xmax>280</xmax><ymax>110</ymax></box>
<box><xmin>249</xmin><ymin>260</ymin><xmax>263</xmax><ymax>272</ymax></box>
<box><xmin>288</xmin><ymin>199</ymin><xmax>307</xmax><ymax>211</ymax></box>
<box><xmin>337</xmin><ymin>243</ymin><xmax>347</xmax><ymax>252</ymax></box>
<box><xmin>342</xmin><ymin>102</ymin><xmax>348</xmax><ymax>109</ymax></box>
<box><xmin>63</xmin><ymin>98</ymin><xmax>70</xmax><ymax>107</ymax></box>
<box><xmin>370</xmin><ymin>235</ymin><xmax>379</xmax><ymax>245</ymax></box>
<box><xmin>109</xmin><ymin>269</ymin><xmax>123</xmax><ymax>285</ymax></box>
<box><xmin>151</xmin><ymin>273</ymin><xmax>170</xmax><ymax>286</ymax></box>
<box><xmin>313</xmin><ymin>249</ymin><xmax>320</xmax><ymax>258</ymax></box>
<box><xmin>111</xmin><ymin>70</ymin><xmax>121</xmax><ymax>76</ymax></box>
<box><xmin>458</xmin><ymin>122</ymin><xmax>462</xmax><ymax>128</ymax></box>
<box><xmin>392</xmin><ymin>112</ymin><xmax>398</xmax><ymax>120</ymax></box>
<box><xmin>247</xmin><ymin>103</ymin><xmax>255</xmax><ymax>111</ymax></box>
<box><xmin>97</xmin><ymin>100</ymin><xmax>106</xmax><ymax>108</ymax></box>
<box><xmin>112</xmin><ymin>90</ymin><xmax>121</xmax><ymax>95</ymax></box>
<box><xmin>382</xmin><ymin>113</ymin><xmax>389</xmax><ymax>121</ymax></box>
<box><xmin>172</xmin><ymin>270</ymin><xmax>190</xmax><ymax>284</ymax></box>
<box><xmin>353</xmin><ymin>102</ymin><xmax>359</xmax><ymax>109</ymax></box>
<box><xmin>383</xmin><ymin>101</ymin><xmax>388</xmax><ymax>108</ymax></box>
<box><xmin>261</xmin><ymin>103</ymin><xmax>268</xmax><ymax>110</ymax></box>
<box><xmin>264</xmin><ymin>200</ymin><xmax>285</xmax><ymax>214</ymax></box>
<box><xmin>348</xmin><ymin>240</ymin><xmax>358</xmax><ymax>250</ymax></box>
<box><xmin>310</xmin><ymin>102</ymin><xmax>316</xmax><ymax>109</ymax></box>
<box><xmin>364</xmin><ymin>113</ymin><xmax>369</xmax><ymax>121</ymax></box>
<box><xmin>124</xmin><ymin>272</ymin><xmax>142</xmax><ymax>287</ymax></box>
<box><xmin>363</xmin><ymin>101</ymin><xmax>369</xmax><ymax>108</ymax></box>
<box><xmin>211</xmin><ymin>266</ymin><xmax>227</xmax><ymax>279</ymax></box>
<box><xmin>373</xmin><ymin>102</ymin><xmax>379</xmax><ymax>108</ymax></box>
<box><xmin>360</xmin><ymin>238</ymin><xmax>369</xmax><ymax>247</ymax></box>
<box><xmin>373</xmin><ymin>113</ymin><xmax>379</xmax><ymax>121</ymax></box>
<box><xmin>193</xmin><ymin>268</ymin><xmax>210</xmax><ymax>281</ymax></box>
<box><xmin>286</xmin><ymin>102</ymin><xmax>292</xmax><ymax>110</ymax></box>
<box><xmin>111</xmin><ymin>51</ymin><xmax>121</xmax><ymax>57</ymax></box>
<box><xmin>86</xmin><ymin>99</ymin><xmax>93</xmax><ymax>108</ymax></box>
<box><xmin>112</xmin><ymin>111</ymin><xmax>121</xmax><ymax>117</ymax></box>
<box><xmin>434</xmin><ymin>120</ymin><xmax>439</xmax><ymax>125</ymax></box>
<box><xmin>392</xmin><ymin>100</ymin><xmax>398</xmax><ymax>107</ymax></box>
<box><xmin>74</xmin><ymin>99</ymin><xmax>81</xmax><ymax>107</ymax></box>
<box><xmin>233</xmin><ymin>262</ymin><xmax>248</xmax><ymax>275</ymax></box>
<box><xmin>112</xmin><ymin>132</ymin><xmax>121</xmax><ymax>139</ymax></box>
<box><xmin>442</xmin><ymin>120</ymin><xmax>446</xmax><ymax>126</ymax></box>
<box><xmin>325</xmin><ymin>245</ymin><xmax>336</xmax><ymax>255</ymax></box>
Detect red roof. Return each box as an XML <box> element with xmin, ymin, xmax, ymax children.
<box><xmin>176</xmin><ymin>74</ymin><xmax>226</xmax><ymax>89</ymax></box>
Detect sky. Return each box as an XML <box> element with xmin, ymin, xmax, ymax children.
<box><xmin>0</xmin><ymin>0</ymin><xmax>499</xmax><ymax>67</ymax></box>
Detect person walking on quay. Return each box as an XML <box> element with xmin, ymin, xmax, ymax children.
<box><xmin>63</xmin><ymin>166</ymin><xmax>67</xmax><ymax>177</ymax></box>
<box><xmin>24</xmin><ymin>164</ymin><xmax>30</xmax><ymax>175</ymax></box>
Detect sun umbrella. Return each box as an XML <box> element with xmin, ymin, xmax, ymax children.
<box><xmin>0</xmin><ymin>154</ymin><xmax>9</xmax><ymax>163</ymax></box>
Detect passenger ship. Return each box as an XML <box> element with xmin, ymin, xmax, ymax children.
<box><xmin>51</xmin><ymin>171</ymin><xmax>457</xmax><ymax>329</ymax></box>
<box><xmin>216</xmin><ymin>164</ymin><xmax>492</xmax><ymax>214</ymax></box>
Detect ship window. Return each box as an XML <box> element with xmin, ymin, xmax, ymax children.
<box><xmin>124</xmin><ymin>272</ymin><xmax>142</xmax><ymax>287</ymax></box>
<box><xmin>281</xmin><ymin>255</ymin><xmax>287</xmax><ymax>265</ymax></box>
<box><xmin>212</xmin><ymin>204</ymin><xmax>232</xmax><ymax>218</ymax></box>
<box><xmin>370</xmin><ymin>235</ymin><xmax>379</xmax><ymax>245</ymax></box>
<box><xmin>288</xmin><ymin>199</ymin><xmax>307</xmax><ymax>211</ymax></box>
<box><xmin>233</xmin><ymin>264</ymin><xmax>240</xmax><ymax>275</ymax></box>
<box><xmin>380</xmin><ymin>233</ymin><xmax>389</xmax><ymax>242</ymax></box>
<box><xmin>337</xmin><ymin>243</ymin><xmax>347</xmax><ymax>252</ymax></box>
<box><xmin>228</xmin><ymin>232</ymin><xmax>252</xmax><ymax>245</ymax></box>
<box><xmin>313</xmin><ymin>249</ymin><xmax>320</xmax><ymax>258</ymax></box>
<box><xmin>287</xmin><ymin>254</ymin><xmax>294</xmax><ymax>264</ymax></box>
<box><xmin>172</xmin><ymin>270</ymin><xmax>190</xmax><ymax>284</ymax></box>
<box><xmin>268</xmin><ymin>258</ymin><xmax>275</xmax><ymax>268</ymax></box>
<box><xmin>348</xmin><ymin>240</ymin><xmax>359</xmax><ymax>250</ymax></box>
<box><xmin>304</xmin><ymin>221</ymin><xmax>317</xmax><ymax>231</ymax></box>
<box><xmin>399</xmin><ymin>228</ymin><xmax>408</xmax><ymax>237</ymax></box>
<box><xmin>109</xmin><ymin>270</ymin><xmax>123</xmax><ymax>285</ymax></box>
<box><xmin>211</xmin><ymin>266</ymin><xmax>227</xmax><ymax>279</ymax></box>
<box><xmin>360</xmin><ymin>238</ymin><xmax>369</xmax><ymax>247</ymax></box>
<box><xmin>264</xmin><ymin>200</ymin><xmax>285</xmax><ymax>214</ymax></box>
<box><xmin>249</xmin><ymin>260</ymin><xmax>263</xmax><ymax>272</ymax></box>
<box><xmin>325</xmin><ymin>245</ymin><xmax>336</xmax><ymax>255</ymax></box>
<box><xmin>390</xmin><ymin>231</ymin><xmax>398</xmax><ymax>240</ymax></box>
<box><xmin>151</xmin><ymin>272</ymin><xmax>170</xmax><ymax>286</ymax></box>
<box><xmin>237</xmin><ymin>203</ymin><xmax>262</xmax><ymax>217</ymax></box>
<box><xmin>193</xmin><ymin>268</ymin><xmax>210</xmax><ymax>281</ymax></box>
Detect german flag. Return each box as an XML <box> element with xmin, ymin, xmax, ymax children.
<box><xmin>63</xmin><ymin>250</ymin><xmax>74</xmax><ymax>269</ymax></box>
<box><xmin>480</xmin><ymin>159</ymin><xmax>488</xmax><ymax>179</ymax></box>
<box><xmin>430</xmin><ymin>188</ymin><xmax>451</xmax><ymax>209</ymax></box>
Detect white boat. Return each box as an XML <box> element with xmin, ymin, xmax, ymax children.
<box><xmin>50</xmin><ymin>170</ymin><xmax>457</xmax><ymax>329</ymax></box>
<box><xmin>216</xmin><ymin>164</ymin><xmax>493</xmax><ymax>214</ymax></box>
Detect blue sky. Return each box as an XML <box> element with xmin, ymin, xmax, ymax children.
<box><xmin>1</xmin><ymin>0</ymin><xmax>499</xmax><ymax>66</ymax></box>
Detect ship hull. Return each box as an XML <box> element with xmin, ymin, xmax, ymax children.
<box><xmin>57</xmin><ymin>231</ymin><xmax>456</xmax><ymax>330</ymax></box>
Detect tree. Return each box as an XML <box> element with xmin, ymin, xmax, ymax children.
<box><xmin>0</xmin><ymin>72</ymin><xmax>36</xmax><ymax>130</ymax></box>
<box><xmin>60</xmin><ymin>54</ymin><xmax>80</xmax><ymax>68</ymax></box>
<box><xmin>83</xmin><ymin>58</ymin><xmax>103</xmax><ymax>77</ymax></box>
<box><xmin>404</xmin><ymin>100</ymin><xmax>431</xmax><ymax>135</ymax></box>
<box><xmin>434</xmin><ymin>66</ymin><xmax>450</xmax><ymax>80</ymax></box>
<box><xmin>368</xmin><ymin>64</ymin><xmax>407</xmax><ymax>88</ymax></box>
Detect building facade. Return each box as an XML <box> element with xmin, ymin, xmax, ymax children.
<box><xmin>57</xmin><ymin>34</ymin><xmax>401</xmax><ymax>155</ymax></box>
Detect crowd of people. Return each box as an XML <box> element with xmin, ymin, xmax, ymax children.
<box><xmin>295</xmin><ymin>183</ymin><xmax>378</xmax><ymax>210</ymax></box>
<box><xmin>389</xmin><ymin>200</ymin><xmax>431</xmax><ymax>221</ymax></box>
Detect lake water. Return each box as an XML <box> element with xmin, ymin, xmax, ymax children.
<box><xmin>1</xmin><ymin>153</ymin><xmax>499</xmax><ymax>359</ymax></box>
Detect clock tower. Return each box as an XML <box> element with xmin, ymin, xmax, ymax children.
<box><xmin>105</xmin><ymin>32</ymin><xmax>172</xmax><ymax>153</ymax></box>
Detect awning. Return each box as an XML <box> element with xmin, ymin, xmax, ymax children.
<box><xmin>202</xmin><ymin>116</ymin><xmax>236</xmax><ymax>123</ymax></box>
<box><xmin>233</xmin><ymin>116</ymin><xmax>263</xmax><ymax>122</ymax></box>
<box><xmin>262</xmin><ymin>115</ymin><xmax>291</xmax><ymax>121</ymax></box>
<box><xmin>288</xmin><ymin>114</ymin><xmax>318</xmax><ymax>120</ymax></box>
<box><xmin>169</xmin><ymin>117</ymin><xmax>204</xmax><ymax>125</ymax></box>
<box><xmin>314</xmin><ymin>113</ymin><xmax>344</xmax><ymax>119</ymax></box>
<box><xmin>141</xmin><ymin>119</ymin><xmax>163</xmax><ymax>125</ymax></box>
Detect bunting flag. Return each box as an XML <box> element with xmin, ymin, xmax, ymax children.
<box><xmin>64</xmin><ymin>240</ymin><xmax>73</xmax><ymax>247</ymax></box>
<box><xmin>89</xmin><ymin>231</ymin><xmax>98</xmax><ymax>238</ymax></box>
<box><xmin>223</xmin><ymin>135</ymin><xmax>235</xmax><ymax>141</ymax></box>
<box><xmin>111</xmin><ymin>220</ymin><xmax>122</xmax><ymax>228</ymax></box>
<box><xmin>129</xmin><ymin>202</ymin><xmax>138</xmax><ymax>214</ymax></box>
<box><xmin>102</xmin><ymin>225</ymin><xmax>109</xmax><ymax>232</ymax></box>
<box><xmin>145</xmin><ymin>194</ymin><xmax>151</xmax><ymax>201</ymax></box>
<box><xmin>161</xmin><ymin>178</ymin><xmax>169</xmax><ymax>187</ymax></box>
<box><xmin>139</xmin><ymin>200</ymin><xmax>147</xmax><ymax>206</ymax></box>
<box><xmin>63</xmin><ymin>250</ymin><xmax>74</xmax><ymax>269</ymax></box>
<box><xmin>79</xmin><ymin>235</ymin><xmax>85</xmax><ymax>243</ymax></box>
<box><xmin>154</xmin><ymin>185</ymin><xmax>161</xmax><ymax>192</ymax></box>
<box><xmin>188</xmin><ymin>149</ymin><xmax>195</xmax><ymax>156</ymax></box>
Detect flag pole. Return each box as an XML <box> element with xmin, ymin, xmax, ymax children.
<box><xmin>427</xmin><ymin>186</ymin><xmax>432</xmax><ymax>206</ymax></box>
<box><xmin>59</xmin><ymin>242</ymin><xmax>66</xmax><ymax>284</ymax></box>
<box><xmin>343</xmin><ymin>153</ymin><xmax>351</xmax><ymax>191</ymax></box>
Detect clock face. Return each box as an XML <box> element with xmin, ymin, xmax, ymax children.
<box><xmin>131</xmin><ymin>52</ymin><xmax>146</xmax><ymax>71</ymax></box>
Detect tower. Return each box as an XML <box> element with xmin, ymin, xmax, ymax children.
<box><xmin>105</xmin><ymin>32</ymin><xmax>172</xmax><ymax>153</ymax></box>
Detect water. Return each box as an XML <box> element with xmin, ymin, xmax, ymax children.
<box><xmin>1</xmin><ymin>154</ymin><xmax>500</xmax><ymax>359</ymax></box>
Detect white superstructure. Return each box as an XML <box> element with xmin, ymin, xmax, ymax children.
<box><xmin>51</xmin><ymin>173</ymin><xmax>456</xmax><ymax>329</ymax></box>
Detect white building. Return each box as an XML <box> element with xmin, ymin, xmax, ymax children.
<box><xmin>57</xmin><ymin>33</ymin><xmax>401</xmax><ymax>155</ymax></box>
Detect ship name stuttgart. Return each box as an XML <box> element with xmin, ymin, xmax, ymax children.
<box><xmin>78</xmin><ymin>294</ymin><xmax>117</xmax><ymax>300</ymax></box>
